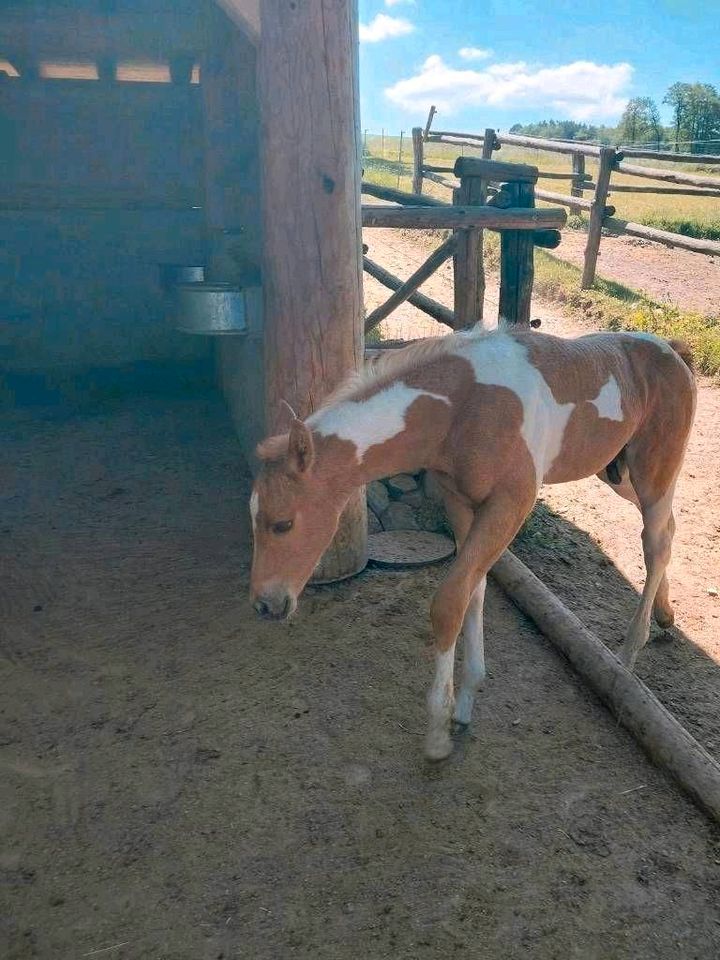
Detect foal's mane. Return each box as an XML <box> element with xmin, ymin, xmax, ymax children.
<box><xmin>313</xmin><ymin>327</ymin><xmax>487</xmax><ymax>415</ymax></box>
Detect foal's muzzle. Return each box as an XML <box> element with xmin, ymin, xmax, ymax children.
<box><xmin>252</xmin><ymin>591</ymin><xmax>295</xmax><ymax>621</ymax></box>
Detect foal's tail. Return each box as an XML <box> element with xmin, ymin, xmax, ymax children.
<box><xmin>668</xmin><ymin>339</ymin><xmax>695</xmax><ymax>374</ymax></box>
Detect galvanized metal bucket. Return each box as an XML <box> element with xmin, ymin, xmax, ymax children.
<box><xmin>174</xmin><ymin>282</ymin><xmax>250</xmax><ymax>335</ymax></box>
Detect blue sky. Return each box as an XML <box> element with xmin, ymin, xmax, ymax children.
<box><xmin>358</xmin><ymin>0</ymin><xmax>718</xmax><ymax>133</ymax></box>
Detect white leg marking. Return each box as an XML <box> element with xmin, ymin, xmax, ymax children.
<box><xmin>619</xmin><ymin>492</ymin><xmax>675</xmax><ymax>669</ymax></box>
<box><xmin>425</xmin><ymin>645</ymin><xmax>456</xmax><ymax>761</ymax></box>
<box><xmin>454</xmin><ymin>577</ymin><xmax>487</xmax><ymax>727</ymax></box>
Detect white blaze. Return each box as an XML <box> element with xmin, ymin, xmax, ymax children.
<box><xmin>249</xmin><ymin>490</ymin><xmax>259</xmax><ymax>535</ymax></box>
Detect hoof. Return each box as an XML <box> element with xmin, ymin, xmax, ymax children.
<box><xmin>653</xmin><ymin>607</ymin><xmax>675</xmax><ymax>629</ymax></box>
<box><xmin>451</xmin><ymin>719</ymin><xmax>470</xmax><ymax>736</ymax></box>
<box><xmin>425</xmin><ymin>731</ymin><xmax>453</xmax><ymax>762</ymax></box>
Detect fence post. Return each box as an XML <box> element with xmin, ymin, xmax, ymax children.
<box><xmin>412</xmin><ymin>127</ymin><xmax>424</xmax><ymax>195</ymax></box>
<box><xmin>499</xmin><ymin>179</ymin><xmax>536</xmax><ymax>326</ymax></box>
<box><xmin>453</xmin><ymin>168</ymin><xmax>489</xmax><ymax>329</ymax></box>
<box><xmin>581</xmin><ymin>145</ymin><xmax>615</xmax><ymax>288</ymax></box>
<box><xmin>482</xmin><ymin>128</ymin><xmax>497</xmax><ymax>160</ymax></box>
<box><xmin>396</xmin><ymin>130</ymin><xmax>404</xmax><ymax>188</ymax></box>
<box><xmin>570</xmin><ymin>151</ymin><xmax>585</xmax><ymax>215</ymax></box>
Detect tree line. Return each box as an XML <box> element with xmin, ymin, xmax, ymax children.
<box><xmin>508</xmin><ymin>82</ymin><xmax>720</xmax><ymax>154</ymax></box>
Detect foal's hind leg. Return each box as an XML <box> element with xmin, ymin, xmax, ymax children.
<box><xmin>597</xmin><ymin>465</ymin><xmax>674</xmax><ymax>628</ymax></box>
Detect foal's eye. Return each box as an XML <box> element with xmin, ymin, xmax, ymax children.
<box><xmin>271</xmin><ymin>519</ymin><xmax>294</xmax><ymax>535</ymax></box>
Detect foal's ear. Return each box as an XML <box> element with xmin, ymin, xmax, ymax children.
<box><xmin>288</xmin><ymin>419</ymin><xmax>315</xmax><ymax>475</ymax></box>
<box><xmin>256</xmin><ymin>433</ymin><xmax>289</xmax><ymax>461</ymax></box>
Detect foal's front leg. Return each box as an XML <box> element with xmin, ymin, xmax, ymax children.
<box><xmin>425</xmin><ymin>487</ymin><xmax>534</xmax><ymax>761</ymax></box>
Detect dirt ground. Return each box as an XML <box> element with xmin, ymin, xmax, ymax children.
<box><xmin>555</xmin><ymin>229</ymin><xmax>720</xmax><ymax>318</ymax></box>
<box><xmin>3</xmin><ymin>391</ymin><xmax>720</xmax><ymax>960</ymax></box>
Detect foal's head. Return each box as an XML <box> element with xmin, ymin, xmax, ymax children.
<box><xmin>250</xmin><ymin>418</ymin><xmax>350</xmax><ymax>620</ymax></box>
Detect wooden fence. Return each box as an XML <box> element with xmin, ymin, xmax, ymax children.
<box><xmin>415</xmin><ymin>108</ymin><xmax>720</xmax><ymax>288</ymax></box>
<box><xmin>361</xmin><ymin>157</ymin><xmax>566</xmax><ymax>331</ymax></box>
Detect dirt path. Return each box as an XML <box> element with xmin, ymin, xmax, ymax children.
<box><xmin>555</xmin><ymin>229</ymin><xmax>720</xmax><ymax>317</ymax></box>
<box><xmin>2</xmin><ymin>395</ymin><xmax>720</xmax><ymax>959</ymax></box>
<box><xmin>363</xmin><ymin>226</ymin><xmax>720</xmax><ymax>753</ymax></box>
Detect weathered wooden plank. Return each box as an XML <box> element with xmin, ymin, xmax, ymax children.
<box><xmin>499</xmin><ymin>182</ymin><xmax>535</xmax><ymax>325</ymax></box>
<box><xmin>608</xmin><ymin>184</ymin><xmax>720</xmax><ymax>197</ymax></box>
<box><xmin>363</xmin><ymin>256</ymin><xmax>455</xmax><ymax>329</ymax></box>
<box><xmin>423</xmin><ymin>171</ymin><xmax>457</xmax><ymax>190</ymax></box>
<box><xmin>361</xmin><ymin>181</ymin><xmax>448</xmax><ymax>207</ymax></box>
<box><xmin>582</xmin><ymin>146</ymin><xmax>616</xmax><ymax>288</ymax></box>
<box><xmin>498</xmin><ymin>132</ymin><xmax>602</xmax><ymax>157</ymax></box>
<box><xmin>620</xmin><ymin>147</ymin><xmax>720</xmax><ymax>165</ymax></box>
<box><xmin>604</xmin><ymin>218</ymin><xmax>720</xmax><ymax>256</ymax></box>
<box><xmin>615</xmin><ymin>161</ymin><xmax>720</xmax><ymax>190</ymax></box>
<box><xmin>535</xmin><ymin>187</ymin><xmax>615</xmax><ymax>216</ymax></box>
<box><xmin>454</xmin><ymin>157</ymin><xmax>539</xmax><ymax>183</ymax></box>
<box><xmin>423</xmin><ymin>105</ymin><xmax>437</xmax><ymax>141</ymax></box>
<box><xmin>453</xmin><ymin>172</ymin><xmax>487</xmax><ymax>328</ymax></box>
<box><xmin>259</xmin><ymin>0</ymin><xmax>366</xmax><ymax>582</ymax></box>
<box><xmin>570</xmin><ymin>151</ymin><xmax>586</xmax><ymax>214</ymax></box>
<box><xmin>364</xmin><ymin>236</ymin><xmax>457</xmax><ymax>332</ymax></box>
<box><xmin>362</xmin><ymin>205</ymin><xmax>566</xmax><ymax>229</ymax></box>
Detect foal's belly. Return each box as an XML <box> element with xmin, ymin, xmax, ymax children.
<box><xmin>542</xmin><ymin>412</ymin><xmax>636</xmax><ymax>485</ymax></box>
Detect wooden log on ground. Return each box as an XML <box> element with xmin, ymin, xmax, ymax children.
<box><xmin>604</xmin><ymin>218</ymin><xmax>720</xmax><ymax>257</ymax></box>
<box><xmin>582</xmin><ymin>146</ymin><xmax>616</xmax><ymax>288</ymax></box>
<box><xmin>361</xmin><ymin>205</ymin><xmax>566</xmax><ymax>230</ymax></box>
<box><xmin>259</xmin><ymin>0</ymin><xmax>366</xmax><ymax>583</ymax></box>
<box><xmin>412</xmin><ymin>127</ymin><xmax>424</xmax><ymax>195</ymax></box>
<box><xmin>361</xmin><ymin>181</ymin><xmax>448</xmax><ymax>207</ymax></box>
<box><xmin>491</xmin><ymin>550</ymin><xmax>720</xmax><ymax>824</ymax></box>
<box><xmin>620</xmin><ymin>147</ymin><xmax>720</xmax><ymax>165</ymax></box>
<box><xmin>362</xmin><ymin>256</ymin><xmax>455</xmax><ymax>329</ymax></box>
<box><xmin>535</xmin><ymin>187</ymin><xmax>615</xmax><ymax>216</ymax></box>
<box><xmin>454</xmin><ymin>157</ymin><xmax>539</xmax><ymax>183</ymax></box>
<box><xmin>615</xmin><ymin>161</ymin><xmax>720</xmax><ymax>190</ymax></box>
<box><xmin>608</xmin><ymin>184</ymin><xmax>720</xmax><ymax>197</ymax></box>
<box><xmin>499</xmin><ymin>182</ymin><xmax>535</xmax><ymax>325</ymax></box>
<box><xmin>497</xmin><ymin>132</ymin><xmax>602</xmax><ymax>157</ymax></box>
<box><xmin>364</xmin><ymin>236</ymin><xmax>457</xmax><ymax>332</ymax></box>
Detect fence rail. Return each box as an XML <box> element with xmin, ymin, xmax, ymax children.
<box><xmin>415</xmin><ymin>107</ymin><xmax>720</xmax><ymax>288</ymax></box>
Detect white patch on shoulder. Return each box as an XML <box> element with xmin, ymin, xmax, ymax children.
<box><xmin>450</xmin><ymin>332</ymin><xmax>574</xmax><ymax>484</ymax></box>
<box><xmin>626</xmin><ymin>331</ymin><xmax>674</xmax><ymax>355</ymax></box>
<box><xmin>249</xmin><ymin>490</ymin><xmax>259</xmax><ymax>535</ymax></box>
<box><xmin>310</xmin><ymin>381</ymin><xmax>451</xmax><ymax>461</ymax></box>
<box><xmin>590</xmin><ymin>374</ymin><xmax>624</xmax><ymax>421</ymax></box>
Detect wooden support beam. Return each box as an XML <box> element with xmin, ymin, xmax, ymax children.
<box><xmin>492</xmin><ymin>550</ymin><xmax>720</xmax><ymax>825</ymax></box>
<box><xmin>361</xmin><ymin>181</ymin><xmax>448</xmax><ymax>207</ymax></box>
<box><xmin>582</xmin><ymin>146</ymin><xmax>616</xmax><ymax>288</ymax></box>
<box><xmin>423</xmin><ymin>171</ymin><xmax>456</xmax><ymax>190</ymax></box>
<box><xmin>614</xmin><ymin>162</ymin><xmax>720</xmax><ymax>190</ymax></box>
<box><xmin>362</xmin><ymin>205</ymin><xmax>566</xmax><ymax>230</ymax></box>
<box><xmin>499</xmin><ymin>182</ymin><xmax>535</xmax><ymax>325</ymax></box>
<box><xmin>412</xmin><ymin>127</ymin><xmax>424</xmax><ymax>195</ymax></box>
<box><xmin>364</xmin><ymin>236</ymin><xmax>457</xmax><ymax>332</ymax></box>
<box><xmin>423</xmin><ymin>164</ymin><xmax>456</xmax><ymax>174</ymax></box>
<box><xmin>423</xmin><ymin>105</ymin><xmax>437</xmax><ymax>141</ymax></box>
<box><xmin>427</xmin><ymin>135</ymin><xmax>488</xmax><ymax>151</ymax></box>
<box><xmin>259</xmin><ymin>0</ymin><xmax>366</xmax><ymax>582</ymax></box>
<box><xmin>430</xmin><ymin>129</ymin><xmax>485</xmax><ymax>143</ymax></box>
<box><xmin>454</xmin><ymin>157</ymin><xmax>539</xmax><ymax>183</ymax></box>
<box><xmin>363</xmin><ymin>256</ymin><xmax>455</xmax><ymax>329</ymax></box>
<box><xmin>604</xmin><ymin>218</ymin><xmax>720</xmax><ymax>257</ymax></box>
<box><xmin>608</xmin><ymin>184</ymin><xmax>720</xmax><ymax>197</ymax></box>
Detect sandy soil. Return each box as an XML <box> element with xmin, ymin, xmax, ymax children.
<box><xmin>555</xmin><ymin>229</ymin><xmax>720</xmax><ymax>317</ymax></box>
<box><xmin>2</xmin><ymin>393</ymin><xmax>720</xmax><ymax>960</ymax></box>
<box><xmin>363</xmin><ymin>226</ymin><xmax>720</xmax><ymax>755</ymax></box>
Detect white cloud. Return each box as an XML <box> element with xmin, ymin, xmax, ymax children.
<box><xmin>458</xmin><ymin>47</ymin><xmax>493</xmax><ymax>61</ymax></box>
<box><xmin>385</xmin><ymin>56</ymin><xmax>633</xmax><ymax>120</ymax></box>
<box><xmin>385</xmin><ymin>0</ymin><xmax>415</xmax><ymax>6</ymax></box>
<box><xmin>359</xmin><ymin>13</ymin><xmax>415</xmax><ymax>43</ymax></box>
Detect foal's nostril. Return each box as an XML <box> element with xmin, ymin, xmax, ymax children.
<box><xmin>254</xmin><ymin>599</ymin><xmax>270</xmax><ymax>618</ymax></box>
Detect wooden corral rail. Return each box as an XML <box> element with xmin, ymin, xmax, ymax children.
<box><xmin>360</xmin><ymin>158</ymin><xmax>567</xmax><ymax>332</ymax></box>
<box><xmin>417</xmin><ymin>107</ymin><xmax>720</xmax><ymax>288</ymax></box>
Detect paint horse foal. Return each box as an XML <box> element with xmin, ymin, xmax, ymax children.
<box><xmin>250</xmin><ymin>329</ymin><xmax>695</xmax><ymax>760</ymax></box>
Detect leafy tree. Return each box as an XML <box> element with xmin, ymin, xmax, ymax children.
<box><xmin>618</xmin><ymin>97</ymin><xmax>662</xmax><ymax>145</ymax></box>
<box><xmin>664</xmin><ymin>82</ymin><xmax>720</xmax><ymax>152</ymax></box>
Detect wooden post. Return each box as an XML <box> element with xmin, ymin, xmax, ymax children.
<box><xmin>396</xmin><ymin>130</ymin><xmax>404</xmax><ymax>188</ymax></box>
<box><xmin>423</xmin><ymin>105</ymin><xmax>437</xmax><ymax>140</ymax></box>
<box><xmin>412</xmin><ymin>127</ymin><xmax>424</xmax><ymax>195</ymax></box>
<box><xmin>582</xmin><ymin>145</ymin><xmax>615</xmax><ymax>288</ymax></box>
<box><xmin>499</xmin><ymin>181</ymin><xmax>535</xmax><ymax>325</ymax></box>
<box><xmin>482</xmin><ymin>128</ymin><xmax>496</xmax><ymax>160</ymax></box>
<box><xmin>453</xmin><ymin>174</ymin><xmax>487</xmax><ymax>329</ymax></box>
<box><xmin>570</xmin><ymin>151</ymin><xmax>585</xmax><ymax>215</ymax></box>
<box><xmin>258</xmin><ymin>0</ymin><xmax>366</xmax><ymax>583</ymax></box>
